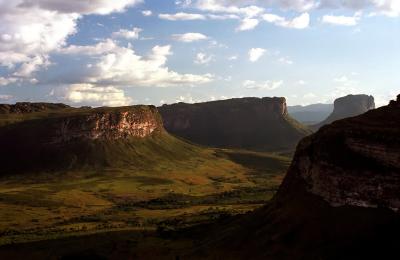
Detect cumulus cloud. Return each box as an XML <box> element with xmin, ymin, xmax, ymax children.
<box><xmin>142</xmin><ymin>10</ymin><xmax>152</xmax><ymax>16</ymax></box>
<box><xmin>194</xmin><ymin>52</ymin><xmax>215</xmax><ymax>65</ymax></box>
<box><xmin>57</xmin><ymin>39</ymin><xmax>214</xmax><ymax>87</ymax></box>
<box><xmin>248</xmin><ymin>48</ymin><xmax>266</xmax><ymax>62</ymax></box>
<box><xmin>65</xmin><ymin>84</ymin><xmax>132</xmax><ymax>107</ymax></box>
<box><xmin>243</xmin><ymin>80</ymin><xmax>283</xmax><ymax>90</ymax></box>
<box><xmin>262</xmin><ymin>12</ymin><xmax>310</xmax><ymax>29</ymax></box>
<box><xmin>172</xmin><ymin>33</ymin><xmax>209</xmax><ymax>42</ymax></box>
<box><xmin>236</xmin><ymin>18</ymin><xmax>260</xmax><ymax>31</ymax></box>
<box><xmin>159</xmin><ymin>12</ymin><xmax>206</xmax><ymax>20</ymax></box>
<box><xmin>112</xmin><ymin>27</ymin><xmax>142</xmax><ymax>39</ymax></box>
<box><xmin>0</xmin><ymin>0</ymin><xmax>142</xmax><ymax>86</ymax></box>
<box><xmin>322</xmin><ymin>12</ymin><xmax>362</xmax><ymax>26</ymax></box>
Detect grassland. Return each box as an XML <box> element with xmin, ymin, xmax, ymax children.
<box><xmin>0</xmin><ymin>148</ymin><xmax>290</xmax><ymax>247</ymax></box>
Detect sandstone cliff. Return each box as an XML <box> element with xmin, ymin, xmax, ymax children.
<box><xmin>159</xmin><ymin>97</ymin><xmax>311</xmax><ymax>151</ymax></box>
<box><xmin>196</xmin><ymin>94</ymin><xmax>400</xmax><ymax>259</ymax></box>
<box><xmin>314</xmin><ymin>94</ymin><xmax>375</xmax><ymax>129</ymax></box>
<box><xmin>0</xmin><ymin>105</ymin><xmax>178</xmax><ymax>174</ymax></box>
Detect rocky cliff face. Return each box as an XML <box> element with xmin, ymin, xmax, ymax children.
<box><xmin>198</xmin><ymin>95</ymin><xmax>400</xmax><ymax>259</ymax></box>
<box><xmin>159</xmin><ymin>97</ymin><xmax>310</xmax><ymax>151</ymax></box>
<box><xmin>0</xmin><ymin>105</ymin><xmax>165</xmax><ymax>173</ymax></box>
<box><xmin>54</xmin><ymin>108</ymin><xmax>162</xmax><ymax>143</ymax></box>
<box><xmin>314</xmin><ymin>94</ymin><xmax>375</xmax><ymax>129</ymax></box>
<box><xmin>285</xmin><ymin>107</ymin><xmax>400</xmax><ymax>211</ymax></box>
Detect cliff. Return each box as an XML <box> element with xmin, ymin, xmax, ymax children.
<box><xmin>0</xmin><ymin>105</ymin><xmax>192</xmax><ymax>174</ymax></box>
<box><xmin>195</xmin><ymin>94</ymin><xmax>400</xmax><ymax>259</ymax></box>
<box><xmin>0</xmin><ymin>102</ymin><xmax>71</xmax><ymax>114</ymax></box>
<box><xmin>159</xmin><ymin>97</ymin><xmax>311</xmax><ymax>151</ymax></box>
<box><xmin>314</xmin><ymin>94</ymin><xmax>375</xmax><ymax>129</ymax></box>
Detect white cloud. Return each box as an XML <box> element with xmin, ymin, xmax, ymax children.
<box><xmin>0</xmin><ymin>0</ymin><xmax>142</xmax><ymax>86</ymax></box>
<box><xmin>228</xmin><ymin>55</ymin><xmax>238</xmax><ymax>60</ymax></box>
<box><xmin>0</xmin><ymin>94</ymin><xmax>13</xmax><ymax>100</ymax></box>
<box><xmin>142</xmin><ymin>10</ymin><xmax>152</xmax><ymax>16</ymax></box>
<box><xmin>322</xmin><ymin>12</ymin><xmax>362</xmax><ymax>26</ymax></box>
<box><xmin>194</xmin><ymin>52</ymin><xmax>215</xmax><ymax>65</ymax></box>
<box><xmin>172</xmin><ymin>33</ymin><xmax>209</xmax><ymax>42</ymax></box>
<box><xmin>236</xmin><ymin>18</ymin><xmax>260</xmax><ymax>31</ymax></box>
<box><xmin>0</xmin><ymin>77</ymin><xmax>18</xmax><ymax>86</ymax></box>
<box><xmin>207</xmin><ymin>14</ymin><xmax>241</xmax><ymax>20</ymax></box>
<box><xmin>65</xmin><ymin>84</ymin><xmax>132</xmax><ymax>107</ymax></box>
<box><xmin>334</xmin><ymin>75</ymin><xmax>359</xmax><ymax>86</ymax></box>
<box><xmin>58</xmin><ymin>39</ymin><xmax>214</xmax><ymax>87</ymax></box>
<box><xmin>112</xmin><ymin>27</ymin><xmax>142</xmax><ymax>39</ymax></box>
<box><xmin>159</xmin><ymin>12</ymin><xmax>206</xmax><ymax>20</ymax></box>
<box><xmin>262</xmin><ymin>12</ymin><xmax>310</xmax><ymax>29</ymax></box>
<box><xmin>17</xmin><ymin>0</ymin><xmax>143</xmax><ymax>15</ymax></box>
<box><xmin>248</xmin><ymin>48</ymin><xmax>266</xmax><ymax>62</ymax></box>
<box><xmin>297</xmin><ymin>80</ymin><xmax>307</xmax><ymax>85</ymax></box>
<box><xmin>243</xmin><ymin>80</ymin><xmax>283</xmax><ymax>90</ymax></box>
<box><xmin>278</xmin><ymin>56</ymin><xmax>294</xmax><ymax>64</ymax></box>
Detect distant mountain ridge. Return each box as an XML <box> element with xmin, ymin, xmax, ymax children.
<box><xmin>288</xmin><ymin>103</ymin><xmax>333</xmax><ymax>124</ymax></box>
<box><xmin>159</xmin><ymin>97</ymin><xmax>311</xmax><ymax>152</ymax></box>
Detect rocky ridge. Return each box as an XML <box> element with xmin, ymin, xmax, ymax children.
<box><xmin>314</xmin><ymin>94</ymin><xmax>375</xmax><ymax>129</ymax></box>
<box><xmin>159</xmin><ymin>97</ymin><xmax>310</xmax><ymax>151</ymax></box>
<box><xmin>196</xmin><ymin>94</ymin><xmax>400</xmax><ymax>259</ymax></box>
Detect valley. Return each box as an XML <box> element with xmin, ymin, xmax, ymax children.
<box><xmin>0</xmin><ymin>138</ymin><xmax>290</xmax><ymax>247</ymax></box>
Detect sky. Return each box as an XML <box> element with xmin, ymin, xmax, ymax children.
<box><xmin>0</xmin><ymin>0</ymin><xmax>399</xmax><ymax>107</ymax></box>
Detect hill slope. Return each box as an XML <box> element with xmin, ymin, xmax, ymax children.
<box><xmin>196</xmin><ymin>94</ymin><xmax>400</xmax><ymax>259</ymax></box>
<box><xmin>0</xmin><ymin>104</ymin><xmax>205</xmax><ymax>174</ymax></box>
<box><xmin>159</xmin><ymin>97</ymin><xmax>311</xmax><ymax>152</ymax></box>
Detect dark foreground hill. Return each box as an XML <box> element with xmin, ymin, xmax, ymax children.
<box><xmin>0</xmin><ymin>103</ymin><xmax>204</xmax><ymax>174</ymax></box>
<box><xmin>313</xmin><ymin>94</ymin><xmax>375</xmax><ymax>129</ymax></box>
<box><xmin>193</xmin><ymin>94</ymin><xmax>400</xmax><ymax>259</ymax></box>
<box><xmin>159</xmin><ymin>97</ymin><xmax>311</xmax><ymax>152</ymax></box>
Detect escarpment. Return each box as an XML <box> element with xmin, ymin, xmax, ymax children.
<box><xmin>282</xmin><ymin>95</ymin><xmax>399</xmax><ymax>211</ymax></box>
<box><xmin>0</xmin><ymin>105</ymin><xmax>174</xmax><ymax>174</ymax></box>
<box><xmin>314</xmin><ymin>94</ymin><xmax>375</xmax><ymax>129</ymax></box>
<box><xmin>159</xmin><ymin>97</ymin><xmax>311</xmax><ymax>151</ymax></box>
<box><xmin>54</xmin><ymin>108</ymin><xmax>162</xmax><ymax>143</ymax></box>
<box><xmin>197</xmin><ymin>95</ymin><xmax>400</xmax><ymax>259</ymax></box>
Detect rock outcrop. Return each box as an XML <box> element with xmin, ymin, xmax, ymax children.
<box><xmin>197</xmin><ymin>94</ymin><xmax>400</xmax><ymax>259</ymax></box>
<box><xmin>159</xmin><ymin>97</ymin><xmax>311</xmax><ymax>151</ymax></box>
<box><xmin>314</xmin><ymin>94</ymin><xmax>375</xmax><ymax>129</ymax></box>
<box><xmin>0</xmin><ymin>105</ymin><xmax>169</xmax><ymax>173</ymax></box>
<box><xmin>0</xmin><ymin>102</ymin><xmax>71</xmax><ymax>114</ymax></box>
<box><xmin>54</xmin><ymin>108</ymin><xmax>162</xmax><ymax>143</ymax></box>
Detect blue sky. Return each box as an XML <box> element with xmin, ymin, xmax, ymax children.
<box><xmin>0</xmin><ymin>0</ymin><xmax>399</xmax><ymax>107</ymax></box>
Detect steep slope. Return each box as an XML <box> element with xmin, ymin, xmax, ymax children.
<box><xmin>0</xmin><ymin>104</ymin><xmax>203</xmax><ymax>174</ymax></box>
<box><xmin>159</xmin><ymin>97</ymin><xmax>311</xmax><ymax>152</ymax></box>
<box><xmin>313</xmin><ymin>94</ymin><xmax>375</xmax><ymax>129</ymax></box>
<box><xmin>288</xmin><ymin>103</ymin><xmax>333</xmax><ymax>124</ymax></box>
<box><xmin>195</xmin><ymin>95</ymin><xmax>400</xmax><ymax>259</ymax></box>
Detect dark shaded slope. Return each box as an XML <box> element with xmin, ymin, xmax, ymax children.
<box><xmin>0</xmin><ymin>105</ymin><xmax>202</xmax><ymax>175</ymax></box>
<box><xmin>192</xmin><ymin>95</ymin><xmax>400</xmax><ymax>259</ymax></box>
<box><xmin>159</xmin><ymin>97</ymin><xmax>311</xmax><ymax>152</ymax></box>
